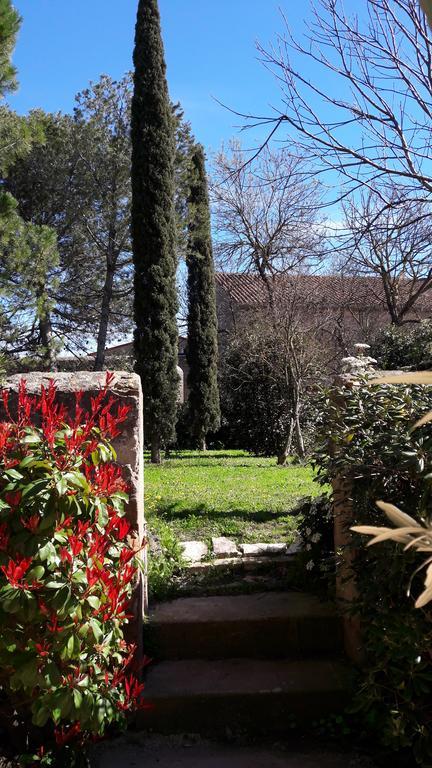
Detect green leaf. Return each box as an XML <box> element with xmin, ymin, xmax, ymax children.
<box><xmin>3</xmin><ymin>593</ymin><xmax>21</xmax><ymax>614</ymax></box>
<box><xmin>99</xmin><ymin>444</ymin><xmax>111</xmax><ymax>463</ymax></box>
<box><xmin>22</xmin><ymin>478</ymin><xmax>51</xmax><ymax>499</ymax></box>
<box><xmin>21</xmin><ymin>433</ymin><xmax>42</xmax><ymax>444</ymax></box>
<box><xmin>87</xmin><ymin>596</ymin><xmax>100</xmax><ymax>610</ymax></box>
<box><xmin>63</xmin><ymin>471</ymin><xmax>89</xmax><ymax>491</ymax></box>
<box><xmin>20</xmin><ymin>659</ymin><xmax>39</xmax><ymax>688</ymax></box>
<box><xmin>97</xmin><ymin>503</ymin><xmax>109</xmax><ymax>528</ymax></box>
<box><xmin>90</xmin><ymin>618</ymin><xmax>103</xmax><ymax>642</ymax></box>
<box><xmin>73</xmin><ymin>689</ymin><xmax>83</xmax><ymax>710</ymax></box>
<box><xmin>5</xmin><ymin>468</ymin><xmax>23</xmax><ymax>481</ymax></box>
<box><xmin>71</xmin><ymin>570</ymin><xmax>87</xmax><ymax>585</ymax></box>
<box><xmin>56</xmin><ymin>476</ymin><xmax>68</xmax><ymax>496</ymax></box>
<box><xmin>52</xmin><ymin>707</ymin><xmax>62</xmax><ymax>725</ymax></box>
<box><xmin>28</xmin><ymin>565</ymin><xmax>44</xmax><ymax>581</ymax></box>
<box><xmin>38</xmin><ymin>541</ymin><xmax>57</xmax><ymax>562</ymax></box>
<box><xmin>59</xmin><ymin>690</ymin><xmax>73</xmax><ymax>718</ymax></box>
<box><xmin>44</xmin><ymin>662</ymin><xmax>61</xmax><ymax>687</ymax></box>
<box><xmin>66</xmin><ymin>634</ymin><xmax>75</xmax><ymax>658</ymax></box>
<box><xmin>32</xmin><ymin>705</ymin><xmax>51</xmax><ymax>728</ymax></box>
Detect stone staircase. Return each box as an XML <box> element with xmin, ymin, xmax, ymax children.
<box><xmin>174</xmin><ymin>537</ymin><xmax>300</xmax><ymax>598</ymax></box>
<box><xmin>140</xmin><ymin>591</ymin><xmax>351</xmax><ymax>735</ymax></box>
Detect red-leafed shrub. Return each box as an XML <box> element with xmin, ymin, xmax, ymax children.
<box><xmin>0</xmin><ymin>373</ymin><xmax>146</xmax><ymax>767</ymax></box>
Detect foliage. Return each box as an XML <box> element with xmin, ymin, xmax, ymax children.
<box><xmin>313</xmin><ymin>377</ymin><xmax>432</xmax><ymax>764</ymax></box>
<box><xmin>172</xmin><ymin>103</ymin><xmax>196</xmax><ymax>259</ymax></box>
<box><xmin>5</xmin><ymin>85</ymin><xmax>192</xmax><ymax>368</ymax></box>
<box><xmin>353</xmin><ymin>500</ymin><xmax>432</xmax><ymax>608</ymax></box>
<box><xmin>370</xmin><ymin>321</ymin><xmax>432</xmax><ymax>371</ymax></box>
<box><xmin>185</xmin><ymin>145</ymin><xmax>220</xmax><ymax>448</ymax></box>
<box><xmin>145</xmin><ymin>449</ymin><xmax>317</xmax><ymax>544</ymax></box>
<box><xmin>220</xmin><ymin>318</ymin><xmax>321</xmax><ymax>462</ymax></box>
<box><xmin>0</xmin><ymin>204</ymin><xmax>60</xmax><ymax>368</ymax></box>
<box><xmin>0</xmin><ymin>0</ymin><xmax>20</xmax><ymax>99</ymax></box>
<box><xmin>294</xmin><ymin>494</ymin><xmax>335</xmax><ymax>589</ymax></box>
<box><xmin>131</xmin><ymin>0</ymin><xmax>179</xmax><ymax>463</ymax></box>
<box><xmin>72</xmin><ymin>75</ymin><xmax>134</xmax><ymax>369</ymax></box>
<box><xmin>147</xmin><ymin>517</ymin><xmax>185</xmax><ymax>602</ymax></box>
<box><xmin>0</xmin><ymin>374</ymin><xmax>146</xmax><ymax>766</ymax></box>
<box><xmin>220</xmin><ymin>330</ymin><xmax>292</xmax><ymax>457</ymax></box>
<box><xmin>0</xmin><ymin>7</ymin><xmax>60</xmax><ymax>369</ymax></box>
<box><xmin>421</xmin><ymin>0</ymin><xmax>432</xmax><ymax>28</ymax></box>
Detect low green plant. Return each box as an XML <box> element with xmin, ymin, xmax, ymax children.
<box><xmin>0</xmin><ymin>374</ymin><xmax>146</xmax><ymax>767</ymax></box>
<box><xmin>147</xmin><ymin>518</ymin><xmax>184</xmax><ymax>601</ymax></box>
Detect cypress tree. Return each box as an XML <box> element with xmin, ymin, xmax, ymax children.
<box><xmin>186</xmin><ymin>145</ymin><xmax>221</xmax><ymax>450</ymax></box>
<box><xmin>131</xmin><ymin>0</ymin><xmax>179</xmax><ymax>464</ymax></box>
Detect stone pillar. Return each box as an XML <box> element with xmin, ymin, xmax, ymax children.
<box><xmin>0</xmin><ymin>371</ymin><xmax>147</xmax><ymax>649</ymax></box>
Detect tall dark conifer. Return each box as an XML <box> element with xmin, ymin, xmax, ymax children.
<box><xmin>186</xmin><ymin>146</ymin><xmax>221</xmax><ymax>450</ymax></box>
<box><xmin>131</xmin><ymin>0</ymin><xmax>179</xmax><ymax>464</ymax></box>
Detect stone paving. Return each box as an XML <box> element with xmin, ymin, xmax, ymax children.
<box><xmin>93</xmin><ymin>735</ymin><xmax>375</xmax><ymax>768</ymax></box>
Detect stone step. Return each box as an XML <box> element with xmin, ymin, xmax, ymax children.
<box><xmin>139</xmin><ymin>658</ymin><xmax>351</xmax><ymax>735</ymax></box>
<box><xmin>147</xmin><ymin>592</ymin><xmax>343</xmax><ymax>660</ymax></box>
<box><xmin>176</xmin><ymin>554</ymin><xmax>298</xmax><ymax>598</ymax></box>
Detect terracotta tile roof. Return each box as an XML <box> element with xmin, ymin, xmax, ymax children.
<box><xmin>214</xmin><ymin>272</ymin><xmax>432</xmax><ymax>314</ymax></box>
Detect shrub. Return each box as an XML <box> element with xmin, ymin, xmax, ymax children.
<box><xmin>294</xmin><ymin>494</ymin><xmax>335</xmax><ymax>591</ymax></box>
<box><xmin>0</xmin><ymin>374</ymin><xmax>146</xmax><ymax>767</ymax></box>
<box><xmin>370</xmin><ymin>320</ymin><xmax>432</xmax><ymax>371</ymax></box>
<box><xmin>313</xmin><ymin>377</ymin><xmax>432</xmax><ymax>765</ymax></box>
<box><xmin>219</xmin><ymin>326</ymin><xmax>318</xmax><ymax>460</ymax></box>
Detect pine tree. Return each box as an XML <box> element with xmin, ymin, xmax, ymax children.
<box><xmin>0</xmin><ymin>0</ymin><xmax>20</xmax><ymax>99</ymax></box>
<box><xmin>131</xmin><ymin>0</ymin><xmax>179</xmax><ymax>464</ymax></box>
<box><xmin>186</xmin><ymin>145</ymin><xmax>221</xmax><ymax>450</ymax></box>
<box><xmin>0</xmin><ymin>2</ymin><xmax>59</xmax><ymax>370</ymax></box>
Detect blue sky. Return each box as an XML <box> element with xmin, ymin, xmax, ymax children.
<box><xmin>8</xmin><ymin>0</ymin><xmax>304</xmax><ymax>155</ymax></box>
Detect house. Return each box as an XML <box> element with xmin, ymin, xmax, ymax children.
<box><xmin>214</xmin><ymin>272</ymin><xmax>432</xmax><ymax>359</ymax></box>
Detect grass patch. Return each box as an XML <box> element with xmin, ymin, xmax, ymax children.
<box><xmin>145</xmin><ymin>449</ymin><xmax>320</xmax><ymax>544</ymax></box>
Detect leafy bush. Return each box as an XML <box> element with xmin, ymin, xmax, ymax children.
<box><xmin>294</xmin><ymin>494</ymin><xmax>335</xmax><ymax>589</ymax></box>
<box><xmin>313</xmin><ymin>377</ymin><xmax>432</xmax><ymax>765</ymax></box>
<box><xmin>370</xmin><ymin>320</ymin><xmax>432</xmax><ymax>371</ymax></box>
<box><xmin>0</xmin><ymin>375</ymin><xmax>146</xmax><ymax>767</ymax></box>
<box><xmin>219</xmin><ymin>328</ymin><xmax>317</xmax><ymax>460</ymax></box>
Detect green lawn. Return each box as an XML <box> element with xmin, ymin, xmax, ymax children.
<box><xmin>145</xmin><ymin>450</ymin><xmax>320</xmax><ymax>544</ymax></box>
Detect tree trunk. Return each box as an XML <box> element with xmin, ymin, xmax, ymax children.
<box><xmin>277</xmin><ymin>418</ymin><xmax>294</xmax><ymax>465</ymax></box>
<box><xmin>151</xmin><ymin>435</ymin><xmax>161</xmax><ymax>464</ymax></box>
<box><xmin>294</xmin><ymin>413</ymin><xmax>305</xmax><ymax>459</ymax></box>
<box><xmin>39</xmin><ymin>314</ymin><xmax>56</xmax><ymax>371</ymax></box>
<box><xmin>94</xmin><ymin>252</ymin><xmax>116</xmax><ymax>371</ymax></box>
<box><xmin>200</xmin><ymin>437</ymin><xmax>207</xmax><ymax>451</ymax></box>
<box><xmin>37</xmin><ymin>286</ymin><xmax>56</xmax><ymax>371</ymax></box>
